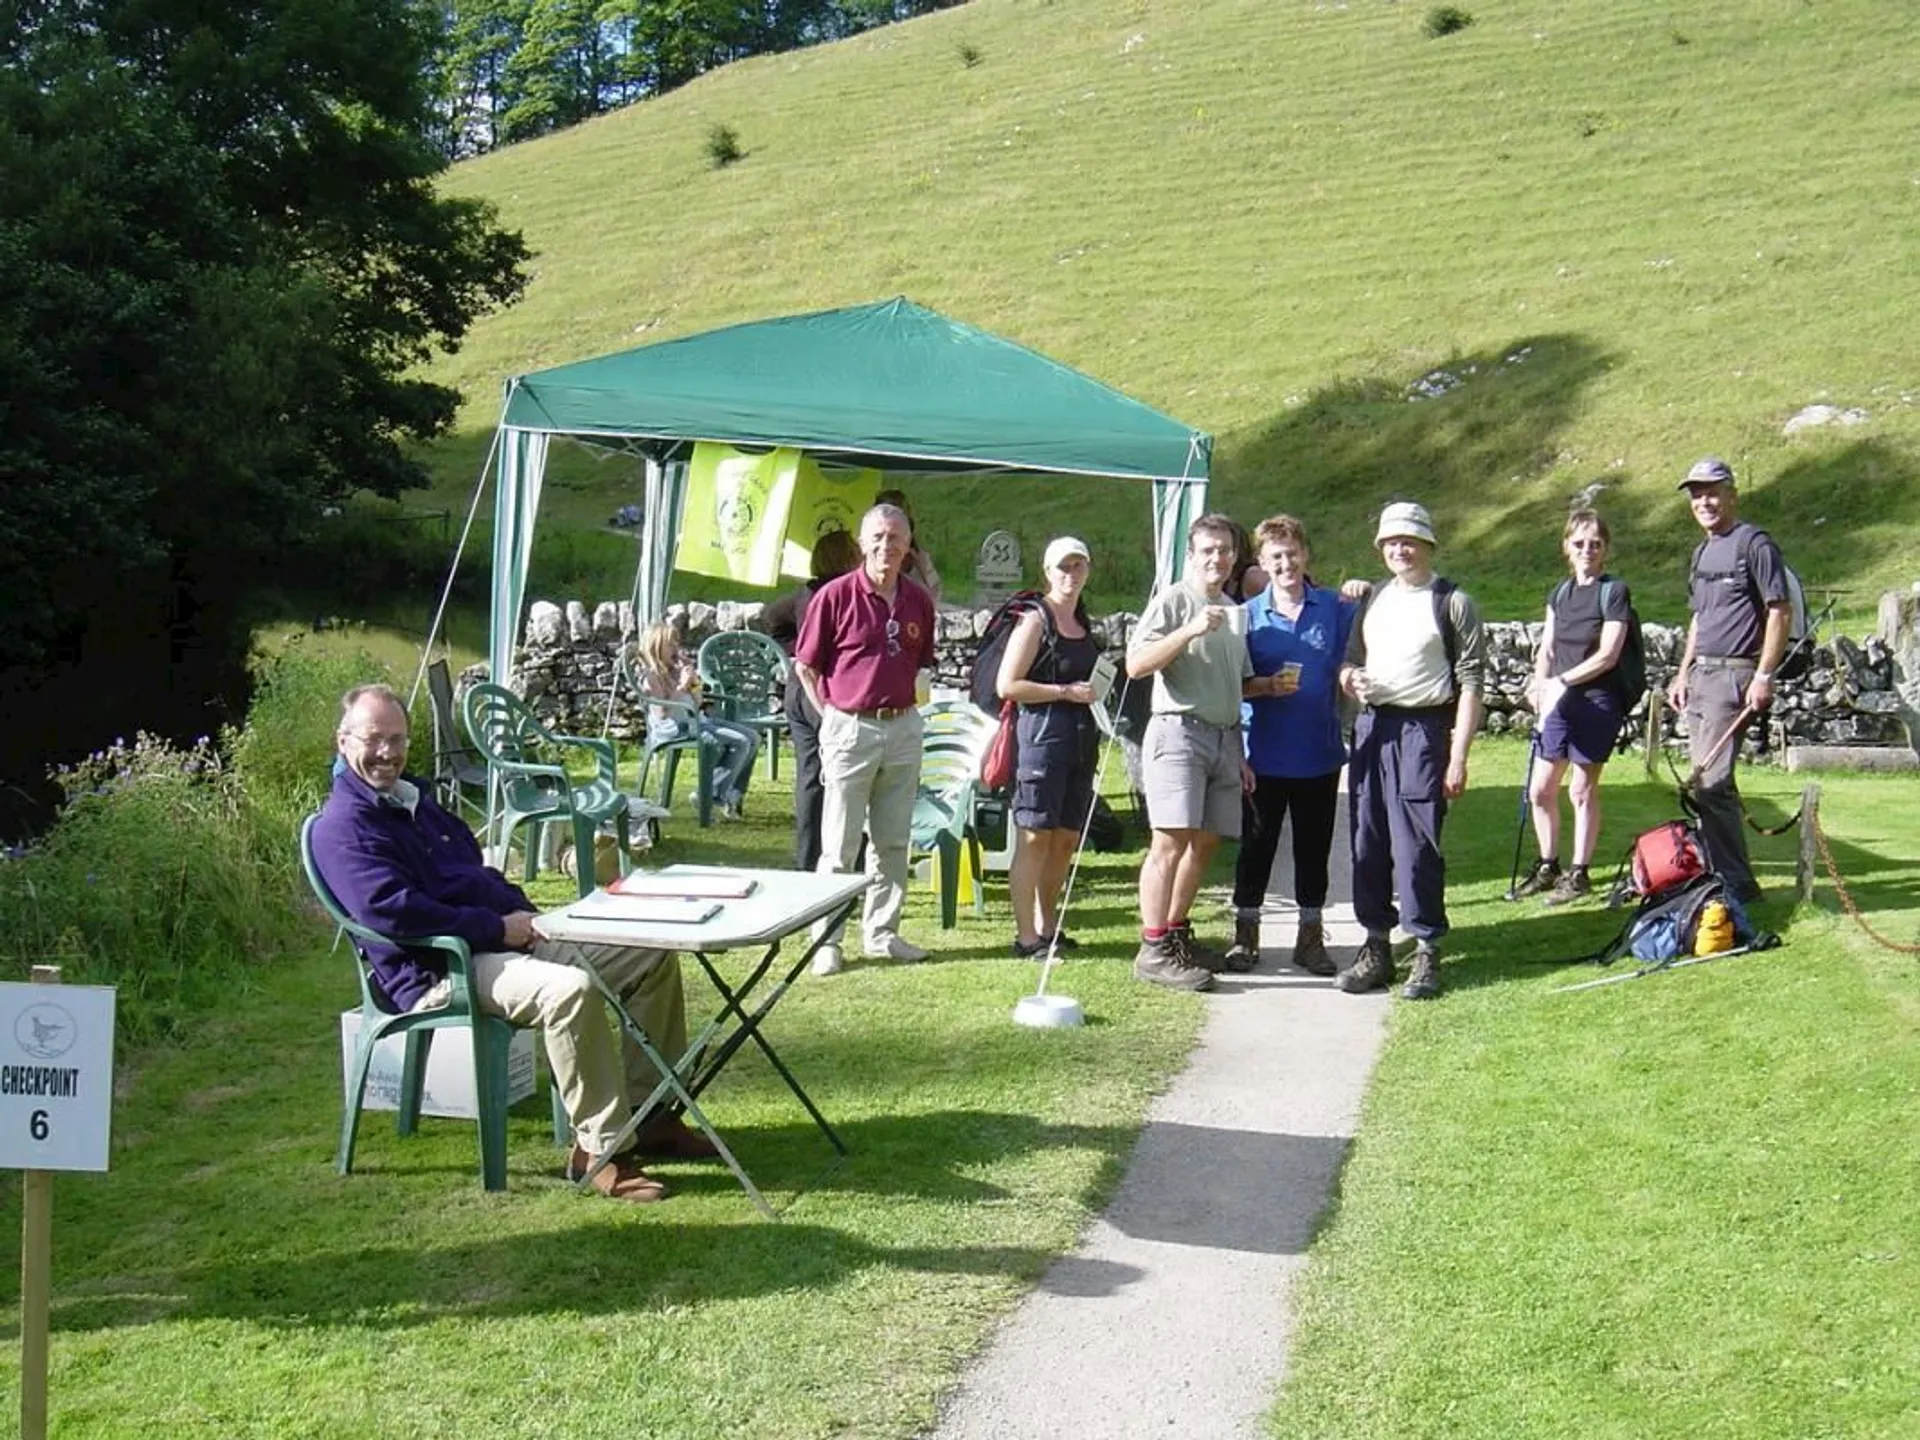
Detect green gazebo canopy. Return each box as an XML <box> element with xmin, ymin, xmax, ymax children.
<box><xmin>488</xmin><ymin>297</ymin><xmax>1213</xmax><ymax>685</ymax></box>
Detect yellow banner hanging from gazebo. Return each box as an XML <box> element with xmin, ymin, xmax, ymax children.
<box><xmin>783</xmin><ymin>458</ymin><xmax>877</xmax><ymax>577</ymax></box>
<box><xmin>676</xmin><ymin>443</ymin><xmax>879</xmax><ymax>584</ymax></box>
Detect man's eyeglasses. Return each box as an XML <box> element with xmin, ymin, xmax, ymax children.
<box><xmin>885</xmin><ymin>618</ymin><xmax>901</xmax><ymax>657</ymax></box>
<box><xmin>344</xmin><ymin>729</ymin><xmax>410</xmax><ymax>754</ymax></box>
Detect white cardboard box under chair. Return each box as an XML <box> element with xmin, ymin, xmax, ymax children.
<box><xmin>339</xmin><ymin>1011</ymin><xmax>536</xmax><ymax>1120</ymax></box>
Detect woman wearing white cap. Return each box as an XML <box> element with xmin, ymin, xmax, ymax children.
<box><xmin>996</xmin><ymin>537</ymin><xmax>1102</xmax><ymax>958</ymax></box>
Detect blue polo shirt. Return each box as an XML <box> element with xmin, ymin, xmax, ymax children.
<box><xmin>1242</xmin><ymin>584</ymin><xmax>1354</xmax><ymax>779</ymax></box>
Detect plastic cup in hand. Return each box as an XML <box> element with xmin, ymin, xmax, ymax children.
<box><xmin>1223</xmin><ymin>605</ymin><xmax>1249</xmax><ymax>638</ymax></box>
<box><xmin>1281</xmin><ymin>661</ymin><xmax>1304</xmax><ymax>692</ymax></box>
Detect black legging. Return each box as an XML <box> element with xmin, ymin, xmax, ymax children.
<box><xmin>1232</xmin><ymin>769</ymin><xmax>1342</xmax><ymax>912</ymax></box>
<box><xmin>788</xmin><ymin>684</ymin><xmax>863</xmax><ymax>874</ymax></box>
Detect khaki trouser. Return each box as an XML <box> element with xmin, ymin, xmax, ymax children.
<box><xmin>1685</xmin><ymin>658</ymin><xmax>1759</xmax><ymax>898</ymax></box>
<box><xmin>814</xmin><ymin>706</ymin><xmax>925</xmax><ymax>949</ymax></box>
<box><xmin>452</xmin><ymin>941</ymin><xmax>687</xmax><ymax>1158</ymax></box>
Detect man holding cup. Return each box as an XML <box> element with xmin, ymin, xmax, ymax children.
<box><xmin>1124</xmin><ymin>513</ymin><xmax>1256</xmax><ymax>991</ymax></box>
<box><xmin>1337</xmin><ymin>502</ymin><xmax>1487</xmax><ymax>999</ymax></box>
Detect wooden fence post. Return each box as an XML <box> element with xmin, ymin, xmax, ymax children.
<box><xmin>1644</xmin><ymin>689</ymin><xmax>1664</xmax><ymax>777</ymax></box>
<box><xmin>1796</xmin><ymin>784</ymin><xmax>1821</xmax><ymax>905</ymax></box>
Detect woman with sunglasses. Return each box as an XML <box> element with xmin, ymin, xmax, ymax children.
<box><xmin>1514</xmin><ymin>509</ymin><xmax>1633</xmax><ymax>905</ymax></box>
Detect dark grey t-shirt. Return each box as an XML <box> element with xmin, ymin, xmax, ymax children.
<box><xmin>1688</xmin><ymin>521</ymin><xmax>1787</xmax><ymax>659</ymax></box>
<box><xmin>1549</xmin><ymin>575</ymin><xmax>1633</xmax><ymax>687</ymax></box>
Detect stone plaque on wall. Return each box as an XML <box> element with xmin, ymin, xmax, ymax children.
<box><xmin>973</xmin><ymin>530</ymin><xmax>1023</xmax><ymax>610</ymax></box>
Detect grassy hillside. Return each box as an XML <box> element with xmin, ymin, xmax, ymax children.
<box><xmin>412</xmin><ymin>0</ymin><xmax>1920</xmax><ymax>624</ymax></box>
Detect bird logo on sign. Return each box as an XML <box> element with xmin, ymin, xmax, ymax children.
<box><xmin>16</xmin><ymin>1003</ymin><xmax>78</xmax><ymax>1060</ymax></box>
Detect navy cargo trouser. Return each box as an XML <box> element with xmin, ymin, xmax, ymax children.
<box><xmin>1349</xmin><ymin>705</ymin><xmax>1452</xmax><ymax>942</ymax></box>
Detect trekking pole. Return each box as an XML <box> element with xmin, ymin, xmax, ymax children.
<box><xmin>1555</xmin><ymin>936</ymin><xmax>1777</xmax><ymax>993</ymax></box>
<box><xmin>1503</xmin><ymin>728</ymin><xmax>1541</xmax><ymax>901</ymax></box>
<box><xmin>1685</xmin><ymin>702</ymin><xmax>1758</xmax><ymax>789</ymax></box>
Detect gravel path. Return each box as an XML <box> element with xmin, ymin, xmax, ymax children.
<box><xmin>927</xmin><ymin>790</ymin><xmax>1390</xmax><ymax>1439</ymax></box>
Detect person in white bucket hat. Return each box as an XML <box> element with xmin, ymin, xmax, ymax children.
<box><xmin>1337</xmin><ymin>501</ymin><xmax>1487</xmax><ymax>1000</ymax></box>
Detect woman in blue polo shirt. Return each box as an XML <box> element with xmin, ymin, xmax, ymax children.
<box><xmin>1224</xmin><ymin>515</ymin><xmax>1363</xmax><ymax>976</ymax></box>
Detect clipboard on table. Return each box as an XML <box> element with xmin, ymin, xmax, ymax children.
<box><xmin>609</xmin><ymin>871</ymin><xmax>759</xmax><ymax>900</ymax></box>
<box><xmin>571</xmin><ymin>891</ymin><xmax>722</xmax><ymax>925</ymax></box>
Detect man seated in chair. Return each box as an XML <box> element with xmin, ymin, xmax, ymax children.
<box><xmin>310</xmin><ymin>683</ymin><xmax>716</xmax><ymax>1203</ymax></box>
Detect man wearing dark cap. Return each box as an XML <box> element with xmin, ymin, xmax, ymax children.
<box><xmin>1665</xmin><ymin>456</ymin><xmax>1790</xmax><ymax>902</ymax></box>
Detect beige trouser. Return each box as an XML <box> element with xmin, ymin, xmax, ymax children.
<box><xmin>459</xmin><ymin>940</ymin><xmax>687</xmax><ymax>1158</ymax></box>
<box><xmin>815</xmin><ymin>706</ymin><xmax>925</xmax><ymax>949</ymax></box>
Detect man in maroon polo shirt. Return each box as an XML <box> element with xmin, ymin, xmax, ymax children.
<box><xmin>793</xmin><ymin>503</ymin><xmax>940</xmax><ymax>974</ymax></box>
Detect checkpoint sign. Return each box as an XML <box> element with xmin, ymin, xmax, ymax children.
<box><xmin>0</xmin><ymin>983</ymin><xmax>115</xmax><ymax>1172</ymax></box>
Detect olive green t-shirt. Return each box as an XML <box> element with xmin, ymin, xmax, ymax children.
<box><xmin>1128</xmin><ymin>580</ymin><xmax>1253</xmax><ymax>727</ymax></box>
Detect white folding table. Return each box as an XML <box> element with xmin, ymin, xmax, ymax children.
<box><xmin>538</xmin><ymin>866</ymin><xmax>866</xmax><ymax>1217</ymax></box>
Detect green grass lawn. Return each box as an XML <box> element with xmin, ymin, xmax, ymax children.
<box><xmin>1267</xmin><ymin>740</ymin><xmax>1920</xmax><ymax>1439</ymax></box>
<box><xmin>394</xmin><ymin>0</ymin><xmax>1920</xmax><ymax>631</ymax></box>
<box><xmin>0</xmin><ymin>756</ymin><xmax>1204</xmax><ymax>1439</ymax></box>
<box><xmin>1</xmin><ymin>735</ymin><xmax>1912</xmax><ymax>1435</ymax></box>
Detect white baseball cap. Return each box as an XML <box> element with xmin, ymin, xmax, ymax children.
<box><xmin>1375</xmin><ymin>501</ymin><xmax>1437</xmax><ymax>548</ymax></box>
<box><xmin>1043</xmin><ymin>536</ymin><xmax>1091</xmax><ymax>570</ymax></box>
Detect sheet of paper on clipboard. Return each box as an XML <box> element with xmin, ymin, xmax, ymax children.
<box><xmin>571</xmin><ymin>891</ymin><xmax>721</xmax><ymax>925</ymax></box>
<box><xmin>609</xmin><ymin>871</ymin><xmax>758</xmax><ymax>900</ymax></box>
<box><xmin>1090</xmin><ymin>653</ymin><xmax>1119</xmax><ymax>737</ymax></box>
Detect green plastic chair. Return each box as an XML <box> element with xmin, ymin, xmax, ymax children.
<box><xmin>425</xmin><ymin>658</ymin><xmax>488</xmax><ymax>822</ymax></box>
<box><xmin>300</xmin><ymin>814</ymin><xmax>567</xmax><ymax>1192</ymax></box>
<box><xmin>697</xmin><ymin>628</ymin><xmax>790</xmax><ymax>780</ymax></box>
<box><xmin>635</xmin><ymin>694</ymin><xmax>722</xmax><ymax>829</ymax></box>
<box><xmin>462</xmin><ymin>682</ymin><xmax>631</xmax><ymax>898</ymax></box>
<box><xmin>910</xmin><ymin>699</ymin><xmax>1001</xmax><ymax>928</ymax></box>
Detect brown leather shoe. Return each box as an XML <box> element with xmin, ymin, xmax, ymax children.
<box><xmin>566</xmin><ymin>1146</ymin><xmax>669</xmax><ymax>1202</ymax></box>
<box><xmin>633</xmin><ymin>1112</ymin><xmax>721</xmax><ymax>1161</ymax></box>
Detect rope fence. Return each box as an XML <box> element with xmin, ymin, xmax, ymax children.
<box><xmin>1793</xmin><ymin>783</ymin><xmax>1920</xmax><ymax>955</ymax></box>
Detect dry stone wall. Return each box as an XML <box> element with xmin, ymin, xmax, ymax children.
<box><xmin>466</xmin><ymin>587</ymin><xmax>1920</xmax><ymax>759</ymax></box>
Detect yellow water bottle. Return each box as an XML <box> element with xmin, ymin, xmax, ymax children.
<box><xmin>1694</xmin><ymin>899</ymin><xmax>1735</xmax><ymax>956</ymax></box>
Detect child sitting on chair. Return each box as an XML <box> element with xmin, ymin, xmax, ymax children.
<box><xmin>633</xmin><ymin>622</ymin><xmax>760</xmax><ymax>819</ymax></box>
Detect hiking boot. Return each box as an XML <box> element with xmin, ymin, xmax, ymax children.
<box><xmin>1169</xmin><ymin>923</ymin><xmax>1226</xmax><ymax>973</ymax></box>
<box><xmin>1401</xmin><ymin>946</ymin><xmax>1442</xmax><ymax>1001</ymax></box>
<box><xmin>1133</xmin><ymin>934</ymin><xmax>1214</xmax><ymax>992</ymax></box>
<box><xmin>1291</xmin><ymin>919</ymin><xmax>1336</xmax><ymax>976</ymax></box>
<box><xmin>1541</xmin><ymin>865</ymin><xmax>1592</xmax><ymax>907</ymax></box>
<box><xmin>1511</xmin><ymin>857</ymin><xmax>1561</xmax><ymax>899</ymax></box>
<box><xmin>1338</xmin><ymin>934</ymin><xmax>1394</xmax><ymax>994</ymax></box>
<box><xmin>1222</xmin><ymin>914</ymin><xmax>1261</xmax><ymax>973</ymax></box>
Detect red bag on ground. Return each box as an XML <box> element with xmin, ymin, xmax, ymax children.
<box><xmin>1630</xmin><ymin>820</ymin><xmax>1709</xmax><ymax>899</ymax></box>
<box><xmin>980</xmin><ymin>700</ymin><xmax>1017</xmax><ymax>791</ymax></box>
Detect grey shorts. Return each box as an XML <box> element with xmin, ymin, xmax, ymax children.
<box><xmin>1142</xmin><ymin>712</ymin><xmax>1243</xmax><ymax>837</ymax></box>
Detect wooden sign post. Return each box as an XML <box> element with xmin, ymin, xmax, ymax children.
<box><xmin>3</xmin><ymin>965</ymin><xmax>117</xmax><ymax>1440</ymax></box>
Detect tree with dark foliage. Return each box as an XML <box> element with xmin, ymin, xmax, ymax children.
<box><xmin>0</xmin><ymin>1</ymin><xmax>529</xmax><ymax>835</ymax></box>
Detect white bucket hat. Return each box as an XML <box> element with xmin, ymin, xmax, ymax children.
<box><xmin>1375</xmin><ymin>501</ymin><xmax>1437</xmax><ymax>548</ymax></box>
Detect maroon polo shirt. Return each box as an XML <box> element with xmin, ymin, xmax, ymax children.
<box><xmin>794</xmin><ymin>568</ymin><xmax>937</xmax><ymax>710</ymax></box>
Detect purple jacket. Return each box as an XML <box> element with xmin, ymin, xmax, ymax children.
<box><xmin>310</xmin><ymin>765</ymin><xmax>533</xmax><ymax>1011</ymax></box>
